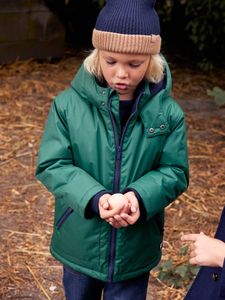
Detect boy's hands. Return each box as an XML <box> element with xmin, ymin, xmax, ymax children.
<box><xmin>99</xmin><ymin>192</ymin><xmax>140</xmax><ymax>228</ymax></box>
<box><xmin>106</xmin><ymin>193</ymin><xmax>131</xmax><ymax>228</ymax></box>
<box><xmin>99</xmin><ymin>193</ymin><xmax>118</xmax><ymax>219</ymax></box>
<box><xmin>99</xmin><ymin>193</ymin><xmax>130</xmax><ymax>223</ymax></box>
<box><xmin>120</xmin><ymin>191</ymin><xmax>140</xmax><ymax>225</ymax></box>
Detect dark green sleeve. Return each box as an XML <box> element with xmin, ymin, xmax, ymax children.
<box><xmin>36</xmin><ymin>99</ymin><xmax>106</xmax><ymax>218</ymax></box>
<box><xmin>127</xmin><ymin>114</ymin><xmax>189</xmax><ymax>220</ymax></box>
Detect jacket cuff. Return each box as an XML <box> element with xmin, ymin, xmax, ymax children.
<box><xmin>123</xmin><ymin>188</ymin><xmax>147</xmax><ymax>219</ymax></box>
<box><xmin>85</xmin><ymin>190</ymin><xmax>109</xmax><ymax>218</ymax></box>
<box><xmin>219</xmin><ymin>258</ymin><xmax>225</xmax><ymax>297</ymax></box>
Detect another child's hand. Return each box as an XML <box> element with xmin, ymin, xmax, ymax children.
<box><xmin>181</xmin><ymin>232</ymin><xmax>225</xmax><ymax>267</ymax></box>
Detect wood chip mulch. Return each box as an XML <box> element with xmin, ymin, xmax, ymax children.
<box><xmin>0</xmin><ymin>54</ymin><xmax>225</xmax><ymax>300</ymax></box>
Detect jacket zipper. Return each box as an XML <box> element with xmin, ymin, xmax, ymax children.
<box><xmin>108</xmin><ymin>98</ymin><xmax>120</xmax><ymax>282</ymax></box>
<box><xmin>107</xmin><ymin>93</ymin><xmax>143</xmax><ymax>281</ymax></box>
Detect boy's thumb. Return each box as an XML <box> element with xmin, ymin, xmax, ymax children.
<box><xmin>103</xmin><ymin>202</ymin><xmax>109</xmax><ymax>209</ymax></box>
<box><xmin>131</xmin><ymin>206</ymin><xmax>137</xmax><ymax>213</ymax></box>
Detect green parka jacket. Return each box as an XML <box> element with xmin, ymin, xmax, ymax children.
<box><xmin>36</xmin><ymin>61</ymin><xmax>189</xmax><ymax>282</ymax></box>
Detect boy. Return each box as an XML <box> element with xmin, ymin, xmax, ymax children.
<box><xmin>36</xmin><ymin>0</ymin><xmax>189</xmax><ymax>299</ymax></box>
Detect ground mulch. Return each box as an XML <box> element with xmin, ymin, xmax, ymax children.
<box><xmin>0</xmin><ymin>53</ymin><xmax>225</xmax><ymax>299</ymax></box>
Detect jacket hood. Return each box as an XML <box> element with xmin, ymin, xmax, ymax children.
<box><xmin>70</xmin><ymin>57</ymin><xmax>172</xmax><ymax>107</ymax></box>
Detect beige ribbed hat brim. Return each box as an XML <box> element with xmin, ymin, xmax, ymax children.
<box><xmin>92</xmin><ymin>29</ymin><xmax>161</xmax><ymax>54</ymax></box>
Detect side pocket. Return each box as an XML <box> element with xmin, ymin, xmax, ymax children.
<box><xmin>56</xmin><ymin>207</ymin><xmax>74</xmax><ymax>230</ymax></box>
<box><xmin>154</xmin><ymin>213</ymin><xmax>164</xmax><ymax>235</ymax></box>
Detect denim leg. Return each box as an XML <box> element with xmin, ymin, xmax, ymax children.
<box><xmin>63</xmin><ymin>265</ymin><xmax>103</xmax><ymax>300</ymax></box>
<box><xmin>103</xmin><ymin>273</ymin><xmax>150</xmax><ymax>300</ymax></box>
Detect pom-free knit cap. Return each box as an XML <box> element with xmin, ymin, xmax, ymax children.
<box><xmin>92</xmin><ymin>0</ymin><xmax>161</xmax><ymax>54</ymax></box>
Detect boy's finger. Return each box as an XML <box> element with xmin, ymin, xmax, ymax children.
<box><xmin>130</xmin><ymin>205</ymin><xmax>137</xmax><ymax>213</ymax></box>
<box><xmin>114</xmin><ymin>215</ymin><xmax>129</xmax><ymax>227</ymax></box>
<box><xmin>109</xmin><ymin>219</ymin><xmax>122</xmax><ymax>228</ymax></box>
<box><xmin>120</xmin><ymin>213</ymin><xmax>137</xmax><ymax>225</ymax></box>
<box><xmin>101</xmin><ymin>206</ymin><xmax>123</xmax><ymax>219</ymax></box>
<box><xmin>103</xmin><ymin>202</ymin><xmax>109</xmax><ymax>209</ymax></box>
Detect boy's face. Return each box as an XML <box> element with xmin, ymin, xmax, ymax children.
<box><xmin>99</xmin><ymin>51</ymin><xmax>151</xmax><ymax>100</ymax></box>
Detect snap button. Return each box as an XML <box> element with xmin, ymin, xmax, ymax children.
<box><xmin>101</xmin><ymin>101</ymin><xmax>105</xmax><ymax>106</ymax></box>
<box><xmin>160</xmin><ymin>124</ymin><xmax>166</xmax><ymax>130</ymax></box>
<box><xmin>149</xmin><ymin>128</ymin><xmax>155</xmax><ymax>133</ymax></box>
<box><xmin>102</xmin><ymin>91</ymin><xmax>106</xmax><ymax>96</ymax></box>
<box><xmin>212</xmin><ymin>272</ymin><xmax>219</xmax><ymax>281</ymax></box>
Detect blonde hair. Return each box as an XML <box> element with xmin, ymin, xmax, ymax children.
<box><xmin>83</xmin><ymin>49</ymin><xmax>165</xmax><ymax>84</ymax></box>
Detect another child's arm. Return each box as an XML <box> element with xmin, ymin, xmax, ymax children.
<box><xmin>181</xmin><ymin>232</ymin><xmax>225</xmax><ymax>267</ymax></box>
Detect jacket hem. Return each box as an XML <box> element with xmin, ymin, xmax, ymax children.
<box><xmin>50</xmin><ymin>245</ymin><xmax>108</xmax><ymax>282</ymax></box>
<box><xmin>112</xmin><ymin>253</ymin><xmax>162</xmax><ymax>282</ymax></box>
<box><xmin>50</xmin><ymin>245</ymin><xmax>161</xmax><ymax>282</ymax></box>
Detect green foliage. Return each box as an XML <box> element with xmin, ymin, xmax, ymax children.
<box><xmin>156</xmin><ymin>0</ymin><xmax>225</xmax><ymax>70</ymax></box>
<box><xmin>207</xmin><ymin>87</ymin><xmax>225</xmax><ymax>108</ymax></box>
<box><xmin>186</xmin><ymin>0</ymin><xmax>225</xmax><ymax>69</ymax></box>
<box><xmin>156</xmin><ymin>245</ymin><xmax>199</xmax><ymax>288</ymax></box>
<box><xmin>96</xmin><ymin>0</ymin><xmax>104</xmax><ymax>7</ymax></box>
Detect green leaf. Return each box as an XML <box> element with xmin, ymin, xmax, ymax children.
<box><xmin>207</xmin><ymin>87</ymin><xmax>225</xmax><ymax>107</ymax></box>
<box><xmin>162</xmin><ymin>260</ymin><xmax>173</xmax><ymax>271</ymax></box>
<box><xmin>175</xmin><ymin>265</ymin><xmax>188</xmax><ymax>278</ymax></box>
<box><xmin>190</xmin><ymin>265</ymin><xmax>200</xmax><ymax>276</ymax></box>
<box><xmin>97</xmin><ymin>0</ymin><xmax>105</xmax><ymax>7</ymax></box>
<box><xmin>180</xmin><ymin>244</ymin><xmax>189</xmax><ymax>256</ymax></box>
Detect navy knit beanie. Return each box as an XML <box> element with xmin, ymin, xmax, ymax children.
<box><xmin>92</xmin><ymin>0</ymin><xmax>161</xmax><ymax>54</ymax></box>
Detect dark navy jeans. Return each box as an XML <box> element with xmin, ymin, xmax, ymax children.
<box><xmin>63</xmin><ymin>265</ymin><xmax>149</xmax><ymax>300</ymax></box>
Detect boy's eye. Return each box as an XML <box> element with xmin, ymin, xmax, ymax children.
<box><xmin>106</xmin><ymin>60</ymin><xmax>116</xmax><ymax>65</ymax></box>
<box><xmin>129</xmin><ymin>63</ymin><xmax>141</xmax><ymax>68</ymax></box>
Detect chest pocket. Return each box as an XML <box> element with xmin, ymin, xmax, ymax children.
<box><xmin>144</xmin><ymin>112</ymin><xmax>170</xmax><ymax>138</ymax></box>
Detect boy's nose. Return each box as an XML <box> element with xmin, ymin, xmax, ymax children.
<box><xmin>116</xmin><ymin>67</ymin><xmax>128</xmax><ymax>79</ymax></box>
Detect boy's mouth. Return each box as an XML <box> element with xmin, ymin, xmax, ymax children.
<box><xmin>114</xmin><ymin>83</ymin><xmax>128</xmax><ymax>90</ymax></box>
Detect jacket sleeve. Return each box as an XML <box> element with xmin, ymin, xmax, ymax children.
<box><xmin>127</xmin><ymin>113</ymin><xmax>189</xmax><ymax>220</ymax></box>
<box><xmin>36</xmin><ymin>98</ymin><xmax>106</xmax><ymax>218</ymax></box>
